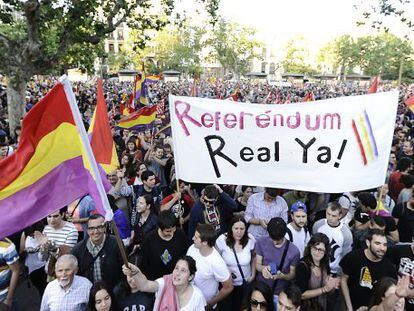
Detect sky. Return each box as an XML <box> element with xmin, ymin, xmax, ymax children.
<box><xmin>175</xmin><ymin>0</ymin><xmax>413</xmax><ymax>50</ymax></box>
<box><xmin>219</xmin><ymin>0</ymin><xmax>359</xmax><ymax>46</ymax></box>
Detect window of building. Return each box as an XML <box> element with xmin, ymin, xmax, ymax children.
<box><xmin>269</xmin><ymin>63</ymin><xmax>276</xmax><ymax>74</ymax></box>
<box><xmin>108</xmin><ymin>44</ymin><xmax>115</xmax><ymax>52</ymax></box>
<box><xmin>117</xmin><ymin>29</ymin><xmax>124</xmax><ymax>40</ymax></box>
<box><xmin>261</xmin><ymin>62</ymin><xmax>266</xmax><ymax>73</ymax></box>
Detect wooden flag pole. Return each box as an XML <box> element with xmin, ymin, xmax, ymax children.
<box><xmin>176</xmin><ymin>179</ymin><xmax>183</xmax><ymax>229</ymax></box>
<box><xmin>110</xmin><ymin>220</ymin><xmax>129</xmax><ymax>266</ymax></box>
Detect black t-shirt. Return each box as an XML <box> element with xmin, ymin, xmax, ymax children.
<box><xmin>387</xmin><ymin>245</ymin><xmax>414</xmax><ymax>311</ymax></box>
<box><xmin>140</xmin><ymin>228</ymin><xmax>189</xmax><ymax>280</ymax></box>
<box><xmin>340</xmin><ymin>249</ymin><xmax>397</xmax><ymax>309</ymax></box>
<box><xmin>118</xmin><ymin>291</ymin><xmax>153</xmax><ymax>311</ymax></box>
<box><xmin>354</xmin><ymin>208</ymin><xmax>397</xmax><ymax>235</ymax></box>
<box><xmin>392</xmin><ymin>202</ymin><xmax>414</xmax><ymax>242</ymax></box>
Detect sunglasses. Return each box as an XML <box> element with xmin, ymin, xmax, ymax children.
<box><xmin>204</xmin><ymin>198</ymin><xmax>217</xmax><ymax>206</ymax></box>
<box><xmin>251</xmin><ymin>299</ymin><xmax>267</xmax><ymax>308</ymax></box>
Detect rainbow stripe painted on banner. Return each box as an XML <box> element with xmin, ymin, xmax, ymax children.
<box><xmin>352</xmin><ymin>110</ymin><xmax>378</xmax><ymax>165</ymax></box>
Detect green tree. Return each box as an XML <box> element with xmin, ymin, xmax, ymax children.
<box><xmin>281</xmin><ymin>36</ymin><xmax>316</xmax><ymax>75</ymax></box>
<box><xmin>152</xmin><ymin>23</ymin><xmax>206</xmax><ymax>76</ymax></box>
<box><xmin>0</xmin><ymin>0</ymin><xmax>219</xmax><ymax>136</ymax></box>
<box><xmin>331</xmin><ymin>35</ymin><xmax>360</xmax><ymax>78</ymax></box>
<box><xmin>209</xmin><ymin>19</ymin><xmax>263</xmax><ymax>78</ymax></box>
<box><xmin>355</xmin><ymin>33</ymin><xmax>413</xmax><ymax>80</ymax></box>
<box><xmin>316</xmin><ymin>42</ymin><xmax>337</xmax><ymax>73</ymax></box>
<box><xmin>355</xmin><ymin>0</ymin><xmax>413</xmax><ymax>34</ymax></box>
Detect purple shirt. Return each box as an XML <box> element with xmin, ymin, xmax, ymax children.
<box><xmin>114</xmin><ymin>210</ymin><xmax>130</xmax><ymax>239</ymax></box>
<box><xmin>255</xmin><ymin>236</ymin><xmax>300</xmax><ymax>294</ymax></box>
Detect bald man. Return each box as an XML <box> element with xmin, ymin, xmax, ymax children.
<box><xmin>40</xmin><ymin>254</ymin><xmax>92</xmax><ymax>311</ymax></box>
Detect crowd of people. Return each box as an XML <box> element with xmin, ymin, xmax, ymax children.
<box><xmin>0</xmin><ymin>77</ymin><xmax>414</xmax><ymax>311</ymax></box>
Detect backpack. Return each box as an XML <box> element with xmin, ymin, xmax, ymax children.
<box><xmin>286</xmin><ymin>226</ymin><xmax>309</xmax><ymax>243</ymax></box>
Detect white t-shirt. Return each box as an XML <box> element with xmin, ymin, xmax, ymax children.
<box><xmin>286</xmin><ymin>223</ymin><xmax>310</xmax><ymax>258</ymax></box>
<box><xmin>215</xmin><ymin>233</ymin><xmax>255</xmax><ymax>286</ymax></box>
<box><xmin>154</xmin><ymin>277</ymin><xmax>206</xmax><ymax>311</ymax></box>
<box><xmin>312</xmin><ymin>219</ymin><xmax>353</xmax><ymax>274</ymax></box>
<box><xmin>338</xmin><ymin>192</ymin><xmax>358</xmax><ymax>225</ymax></box>
<box><xmin>25</xmin><ymin>236</ymin><xmax>46</xmax><ymax>274</ymax></box>
<box><xmin>186</xmin><ymin>244</ymin><xmax>230</xmax><ymax>303</ymax></box>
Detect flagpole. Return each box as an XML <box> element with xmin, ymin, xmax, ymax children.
<box><xmin>60</xmin><ymin>75</ymin><xmax>129</xmax><ymax>266</ymax></box>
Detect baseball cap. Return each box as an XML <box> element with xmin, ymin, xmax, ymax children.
<box><xmin>291</xmin><ymin>201</ymin><xmax>307</xmax><ymax>213</ymax></box>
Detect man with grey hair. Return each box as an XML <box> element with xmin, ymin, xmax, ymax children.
<box><xmin>40</xmin><ymin>254</ymin><xmax>92</xmax><ymax>311</ymax></box>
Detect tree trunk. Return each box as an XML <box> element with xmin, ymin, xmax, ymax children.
<box><xmin>6</xmin><ymin>73</ymin><xmax>27</xmax><ymax>139</ymax></box>
<box><xmin>398</xmin><ymin>58</ymin><xmax>404</xmax><ymax>86</ymax></box>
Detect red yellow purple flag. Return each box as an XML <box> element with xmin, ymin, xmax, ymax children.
<box><xmin>117</xmin><ymin>105</ymin><xmax>158</xmax><ymax>130</ymax></box>
<box><xmin>405</xmin><ymin>95</ymin><xmax>414</xmax><ymax>113</ymax></box>
<box><xmin>88</xmin><ymin>79</ymin><xmax>120</xmax><ymax>173</ymax></box>
<box><xmin>0</xmin><ymin>77</ymin><xmax>112</xmax><ymax>239</ymax></box>
<box><xmin>368</xmin><ymin>76</ymin><xmax>378</xmax><ymax>94</ymax></box>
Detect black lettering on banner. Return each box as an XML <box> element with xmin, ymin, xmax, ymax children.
<box><xmin>204</xmin><ymin>135</ymin><xmax>238</xmax><ymax>178</ymax></box>
<box><xmin>257</xmin><ymin>147</ymin><xmax>270</xmax><ymax>162</ymax></box>
<box><xmin>295</xmin><ymin>137</ymin><xmax>316</xmax><ymax>163</ymax></box>
<box><xmin>317</xmin><ymin>146</ymin><xmax>331</xmax><ymax>163</ymax></box>
<box><xmin>240</xmin><ymin>147</ymin><xmax>254</xmax><ymax>161</ymax></box>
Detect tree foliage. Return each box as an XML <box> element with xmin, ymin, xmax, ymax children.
<box><xmin>0</xmin><ymin>0</ymin><xmax>219</xmax><ymax>134</ymax></box>
<box><xmin>355</xmin><ymin>0</ymin><xmax>413</xmax><ymax>35</ymax></box>
<box><xmin>317</xmin><ymin>33</ymin><xmax>413</xmax><ymax>80</ymax></box>
<box><xmin>208</xmin><ymin>18</ymin><xmax>263</xmax><ymax>78</ymax></box>
<box><xmin>150</xmin><ymin>23</ymin><xmax>206</xmax><ymax>76</ymax></box>
<box><xmin>281</xmin><ymin>36</ymin><xmax>316</xmax><ymax>75</ymax></box>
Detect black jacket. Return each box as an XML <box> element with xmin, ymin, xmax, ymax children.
<box><xmin>72</xmin><ymin>235</ymin><xmax>124</xmax><ymax>291</ymax></box>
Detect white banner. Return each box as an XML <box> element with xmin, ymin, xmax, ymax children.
<box><xmin>169</xmin><ymin>92</ymin><xmax>398</xmax><ymax>193</ymax></box>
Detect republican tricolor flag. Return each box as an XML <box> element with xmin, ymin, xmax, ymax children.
<box><xmin>302</xmin><ymin>91</ymin><xmax>315</xmax><ymax>102</ymax></box>
<box><xmin>117</xmin><ymin>105</ymin><xmax>158</xmax><ymax>130</ymax></box>
<box><xmin>88</xmin><ymin>79</ymin><xmax>120</xmax><ymax>173</ymax></box>
<box><xmin>405</xmin><ymin>95</ymin><xmax>414</xmax><ymax>113</ymax></box>
<box><xmin>368</xmin><ymin>76</ymin><xmax>379</xmax><ymax>94</ymax></box>
<box><xmin>0</xmin><ymin>76</ymin><xmax>113</xmax><ymax>239</ymax></box>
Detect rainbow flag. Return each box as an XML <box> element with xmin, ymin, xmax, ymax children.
<box><xmin>352</xmin><ymin>110</ymin><xmax>379</xmax><ymax>165</ymax></box>
<box><xmin>88</xmin><ymin>79</ymin><xmax>120</xmax><ymax>173</ymax></box>
<box><xmin>0</xmin><ymin>80</ymin><xmax>112</xmax><ymax>239</ymax></box>
<box><xmin>117</xmin><ymin>105</ymin><xmax>157</xmax><ymax>130</ymax></box>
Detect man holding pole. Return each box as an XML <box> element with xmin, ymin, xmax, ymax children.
<box><xmin>71</xmin><ymin>214</ymin><xmax>124</xmax><ymax>291</ymax></box>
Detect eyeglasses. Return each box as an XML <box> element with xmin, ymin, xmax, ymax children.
<box><xmin>250</xmin><ymin>299</ymin><xmax>267</xmax><ymax>308</ymax></box>
<box><xmin>87</xmin><ymin>224</ymin><xmax>106</xmax><ymax>231</ymax></box>
<box><xmin>311</xmin><ymin>246</ymin><xmax>326</xmax><ymax>254</ymax></box>
<box><xmin>204</xmin><ymin>198</ymin><xmax>217</xmax><ymax>206</ymax></box>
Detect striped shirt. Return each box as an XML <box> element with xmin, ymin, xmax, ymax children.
<box><xmin>244</xmin><ymin>192</ymin><xmax>288</xmax><ymax>240</ymax></box>
<box><xmin>0</xmin><ymin>238</ymin><xmax>19</xmax><ymax>298</ymax></box>
<box><xmin>40</xmin><ymin>275</ymin><xmax>92</xmax><ymax>311</ymax></box>
<box><xmin>40</xmin><ymin>222</ymin><xmax>78</xmax><ymax>261</ymax></box>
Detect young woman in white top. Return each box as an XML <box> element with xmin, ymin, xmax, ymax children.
<box><xmin>215</xmin><ymin>216</ymin><xmax>256</xmax><ymax>311</ymax></box>
<box><xmin>19</xmin><ymin>221</ymin><xmax>47</xmax><ymax>295</ymax></box>
<box><xmin>122</xmin><ymin>256</ymin><xmax>206</xmax><ymax>311</ymax></box>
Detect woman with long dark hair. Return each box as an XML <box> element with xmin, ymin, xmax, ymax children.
<box><xmin>234</xmin><ymin>186</ymin><xmax>254</xmax><ymax>216</ymax></box>
<box><xmin>241</xmin><ymin>281</ymin><xmax>275</xmax><ymax>311</ymax></box>
<box><xmin>294</xmin><ymin>232</ymin><xmax>340</xmax><ymax>310</ymax></box>
<box><xmin>129</xmin><ymin>194</ymin><xmax>157</xmax><ymax>264</ymax></box>
<box><xmin>87</xmin><ymin>282</ymin><xmax>114</xmax><ymax>311</ymax></box>
<box><xmin>215</xmin><ymin>216</ymin><xmax>255</xmax><ymax>311</ymax></box>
